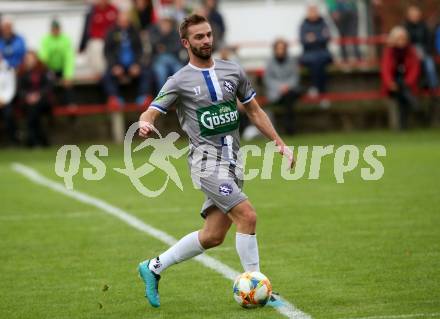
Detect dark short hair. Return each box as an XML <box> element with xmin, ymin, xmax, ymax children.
<box><xmin>273</xmin><ymin>38</ymin><xmax>288</xmax><ymax>51</ymax></box>
<box><xmin>179</xmin><ymin>14</ymin><xmax>209</xmax><ymax>39</ymax></box>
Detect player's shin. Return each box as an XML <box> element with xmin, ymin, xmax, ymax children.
<box><xmin>148</xmin><ymin>231</ymin><xmax>205</xmax><ymax>275</ymax></box>
<box><xmin>235</xmin><ymin>232</ymin><xmax>260</xmax><ymax>272</ymax></box>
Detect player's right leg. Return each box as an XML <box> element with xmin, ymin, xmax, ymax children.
<box><xmin>139</xmin><ymin>206</ymin><xmax>231</xmax><ymax>307</ymax></box>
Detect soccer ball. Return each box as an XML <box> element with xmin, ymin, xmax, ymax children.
<box><xmin>232</xmin><ymin>271</ymin><xmax>272</xmax><ymax>308</ymax></box>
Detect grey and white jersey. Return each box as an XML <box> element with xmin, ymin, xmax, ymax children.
<box><xmin>149</xmin><ymin>59</ymin><xmax>256</xmax><ymax>175</ymax></box>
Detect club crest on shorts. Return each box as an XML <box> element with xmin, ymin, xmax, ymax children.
<box><xmin>219</xmin><ymin>183</ymin><xmax>233</xmax><ymax>196</ymax></box>
<box><xmin>224</xmin><ymin>80</ymin><xmax>235</xmax><ymax>94</ymax></box>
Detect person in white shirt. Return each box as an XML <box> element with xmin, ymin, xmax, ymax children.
<box><xmin>0</xmin><ymin>53</ymin><xmax>18</xmax><ymax>145</ymax></box>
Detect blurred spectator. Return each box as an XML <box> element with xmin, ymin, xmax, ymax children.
<box><xmin>299</xmin><ymin>4</ymin><xmax>332</xmax><ymax>97</ymax></box>
<box><xmin>200</xmin><ymin>0</ymin><xmax>225</xmax><ymax>51</ymax></box>
<box><xmin>436</xmin><ymin>23</ymin><xmax>440</xmax><ymax>55</ymax></box>
<box><xmin>79</xmin><ymin>0</ymin><xmax>118</xmax><ymax>77</ymax></box>
<box><xmin>171</xmin><ymin>0</ymin><xmax>193</xmax><ymax>25</ymax></box>
<box><xmin>38</xmin><ymin>19</ymin><xmax>76</xmax><ymax>107</ymax></box>
<box><xmin>327</xmin><ymin>0</ymin><xmax>361</xmax><ymax>62</ymax></box>
<box><xmin>0</xmin><ymin>52</ymin><xmax>18</xmax><ymax>145</ymax></box>
<box><xmin>405</xmin><ymin>5</ymin><xmax>439</xmax><ymax>90</ymax></box>
<box><xmin>381</xmin><ymin>27</ymin><xmax>420</xmax><ymax>130</ymax></box>
<box><xmin>264</xmin><ymin>39</ymin><xmax>302</xmax><ymax>135</ymax></box>
<box><xmin>103</xmin><ymin>11</ymin><xmax>152</xmax><ymax>108</ymax></box>
<box><xmin>129</xmin><ymin>0</ymin><xmax>157</xmax><ymax>31</ymax></box>
<box><xmin>18</xmin><ymin>51</ymin><xmax>53</xmax><ymax>147</ymax></box>
<box><xmin>0</xmin><ymin>17</ymin><xmax>26</xmax><ymax>69</ymax></box>
<box><xmin>149</xmin><ymin>16</ymin><xmax>183</xmax><ymax>89</ymax></box>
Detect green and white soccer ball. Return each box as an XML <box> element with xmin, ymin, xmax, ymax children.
<box><xmin>233</xmin><ymin>271</ymin><xmax>272</xmax><ymax>308</ymax></box>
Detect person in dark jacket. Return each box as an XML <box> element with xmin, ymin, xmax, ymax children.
<box><xmin>129</xmin><ymin>0</ymin><xmax>157</xmax><ymax>31</ymax></box>
<box><xmin>264</xmin><ymin>39</ymin><xmax>302</xmax><ymax>135</ymax></box>
<box><xmin>381</xmin><ymin>27</ymin><xmax>420</xmax><ymax>130</ymax></box>
<box><xmin>18</xmin><ymin>51</ymin><xmax>53</xmax><ymax>147</ymax></box>
<box><xmin>103</xmin><ymin>11</ymin><xmax>153</xmax><ymax>108</ymax></box>
<box><xmin>404</xmin><ymin>5</ymin><xmax>439</xmax><ymax>90</ymax></box>
<box><xmin>299</xmin><ymin>4</ymin><xmax>333</xmax><ymax>96</ymax></box>
<box><xmin>149</xmin><ymin>16</ymin><xmax>183</xmax><ymax>89</ymax></box>
<box><xmin>0</xmin><ymin>18</ymin><xmax>26</xmax><ymax>69</ymax></box>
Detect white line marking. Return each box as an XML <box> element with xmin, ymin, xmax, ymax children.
<box><xmin>12</xmin><ymin>163</ymin><xmax>311</xmax><ymax>319</ymax></box>
<box><xmin>342</xmin><ymin>313</ymin><xmax>440</xmax><ymax>319</ymax></box>
<box><xmin>0</xmin><ymin>212</ymin><xmax>93</xmax><ymax>221</ymax></box>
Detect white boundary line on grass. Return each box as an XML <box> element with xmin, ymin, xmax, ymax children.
<box><xmin>12</xmin><ymin>162</ymin><xmax>311</xmax><ymax>319</ymax></box>
<box><xmin>342</xmin><ymin>313</ymin><xmax>440</xmax><ymax>319</ymax></box>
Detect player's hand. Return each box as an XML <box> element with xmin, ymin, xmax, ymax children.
<box><xmin>277</xmin><ymin>143</ymin><xmax>296</xmax><ymax>169</ymax></box>
<box><xmin>138</xmin><ymin>121</ymin><xmax>155</xmax><ymax>138</ymax></box>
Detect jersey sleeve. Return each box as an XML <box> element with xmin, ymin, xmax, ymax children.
<box><xmin>149</xmin><ymin>76</ymin><xmax>178</xmax><ymax>114</ymax></box>
<box><xmin>236</xmin><ymin>64</ymin><xmax>256</xmax><ymax>104</ymax></box>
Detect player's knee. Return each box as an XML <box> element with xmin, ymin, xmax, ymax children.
<box><xmin>200</xmin><ymin>230</ymin><xmax>226</xmax><ymax>249</ymax></box>
<box><xmin>206</xmin><ymin>233</ymin><xmax>225</xmax><ymax>248</ymax></box>
<box><xmin>243</xmin><ymin>209</ymin><xmax>257</xmax><ymax>229</ymax></box>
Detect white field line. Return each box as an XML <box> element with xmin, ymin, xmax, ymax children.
<box><xmin>342</xmin><ymin>313</ymin><xmax>440</xmax><ymax>319</ymax></box>
<box><xmin>0</xmin><ymin>212</ymin><xmax>93</xmax><ymax>221</ymax></box>
<box><xmin>11</xmin><ymin>162</ymin><xmax>311</xmax><ymax>319</ymax></box>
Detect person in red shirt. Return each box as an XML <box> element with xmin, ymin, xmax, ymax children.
<box><xmin>79</xmin><ymin>0</ymin><xmax>119</xmax><ymax>77</ymax></box>
<box><xmin>381</xmin><ymin>26</ymin><xmax>420</xmax><ymax>130</ymax></box>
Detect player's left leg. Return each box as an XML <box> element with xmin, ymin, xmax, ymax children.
<box><xmin>228</xmin><ymin>200</ymin><xmax>260</xmax><ymax>272</ymax></box>
<box><xmin>228</xmin><ymin>199</ymin><xmax>284</xmax><ymax>307</ymax></box>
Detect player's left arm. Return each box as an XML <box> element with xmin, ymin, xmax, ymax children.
<box><xmin>242</xmin><ymin>98</ymin><xmax>295</xmax><ymax>167</ymax></box>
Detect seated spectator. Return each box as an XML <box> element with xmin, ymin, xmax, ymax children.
<box><xmin>79</xmin><ymin>0</ymin><xmax>118</xmax><ymax>77</ymax></box>
<box><xmin>0</xmin><ymin>52</ymin><xmax>18</xmax><ymax>145</ymax></box>
<box><xmin>17</xmin><ymin>51</ymin><xmax>53</xmax><ymax>147</ymax></box>
<box><xmin>264</xmin><ymin>39</ymin><xmax>303</xmax><ymax>135</ymax></box>
<box><xmin>200</xmin><ymin>0</ymin><xmax>225</xmax><ymax>51</ymax></box>
<box><xmin>149</xmin><ymin>16</ymin><xmax>183</xmax><ymax>89</ymax></box>
<box><xmin>103</xmin><ymin>11</ymin><xmax>152</xmax><ymax>108</ymax></box>
<box><xmin>38</xmin><ymin>19</ymin><xmax>76</xmax><ymax>107</ymax></box>
<box><xmin>405</xmin><ymin>5</ymin><xmax>439</xmax><ymax>90</ymax></box>
<box><xmin>129</xmin><ymin>0</ymin><xmax>157</xmax><ymax>31</ymax></box>
<box><xmin>299</xmin><ymin>4</ymin><xmax>332</xmax><ymax>103</ymax></box>
<box><xmin>381</xmin><ymin>27</ymin><xmax>420</xmax><ymax>130</ymax></box>
<box><xmin>326</xmin><ymin>0</ymin><xmax>361</xmax><ymax>63</ymax></box>
<box><xmin>0</xmin><ymin>17</ymin><xmax>26</xmax><ymax>69</ymax></box>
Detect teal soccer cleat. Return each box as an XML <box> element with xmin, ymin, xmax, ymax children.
<box><xmin>138</xmin><ymin>260</ymin><xmax>161</xmax><ymax>308</ymax></box>
<box><xmin>266</xmin><ymin>292</ymin><xmax>284</xmax><ymax>308</ymax></box>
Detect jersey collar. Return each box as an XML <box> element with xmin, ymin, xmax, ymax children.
<box><xmin>188</xmin><ymin>60</ymin><xmax>216</xmax><ymax>71</ymax></box>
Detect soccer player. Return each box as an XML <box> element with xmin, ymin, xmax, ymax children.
<box><xmin>138</xmin><ymin>14</ymin><xmax>294</xmax><ymax>308</ymax></box>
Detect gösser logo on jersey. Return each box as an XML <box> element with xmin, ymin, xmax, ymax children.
<box><xmin>219</xmin><ymin>183</ymin><xmax>233</xmax><ymax>196</ymax></box>
<box><xmin>196</xmin><ymin>100</ymin><xmax>240</xmax><ymax>137</ymax></box>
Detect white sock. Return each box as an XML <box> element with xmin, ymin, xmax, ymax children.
<box><xmin>148</xmin><ymin>231</ymin><xmax>204</xmax><ymax>275</ymax></box>
<box><xmin>236</xmin><ymin>232</ymin><xmax>260</xmax><ymax>272</ymax></box>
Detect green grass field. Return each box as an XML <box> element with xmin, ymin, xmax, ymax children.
<box><xmin>1</xmin><ymin>129</ymin><xmax>440</xmax><ymax>319</ymax></box>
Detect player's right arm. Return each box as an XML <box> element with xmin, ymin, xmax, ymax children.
<box><xmin>138</xmin><ymin>76</ymin><xmax>179</xmax><ymax>138</ymax></box>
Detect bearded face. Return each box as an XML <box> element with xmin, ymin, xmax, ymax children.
<box><xmin>189</xmin><ymin>42</ymin><xmax>213</xmax><ymax>60</ymax></box>
<box><xmin>184</xmin><ymin>22</ymin><xmax>214</xmax><ymax>60</ymax></box>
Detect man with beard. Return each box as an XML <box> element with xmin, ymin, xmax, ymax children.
<box><xmin>137</xmin><ymin>14</ymin><xmax>294</xmax><ymax>308</ymax></box>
